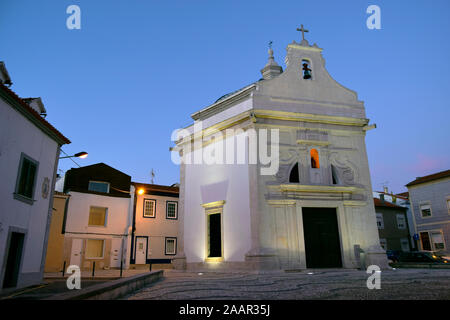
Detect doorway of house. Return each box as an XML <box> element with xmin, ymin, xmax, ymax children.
<box><xmin>135</xmin><ymin>237</ymin><xmax>147</xmax><ymax>264</ymax></box>
<box><xmin>3</xmin><ymin>232</ymin><xmax>25</xmax><ymax>288</ymax></box>
<box><xmin>302</xmin><ymin>207</ymin><xmax>342</xmax><ymax>268</ymax></box>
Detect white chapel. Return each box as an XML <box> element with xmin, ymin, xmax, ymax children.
<box><xmin>172</xmin><ymin>28</ymin><xmax>389</xmax><ymax>271</ymax></box>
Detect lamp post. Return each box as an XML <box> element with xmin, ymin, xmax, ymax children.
<box><xmin>59</xmin><ymin>151</ymin><xmax>88</xmax><ymax>159</ymax></box>
<box><xmin>59</xmin><ymin>150</ymin><xmax>88</xmax><ymax>167</ymax></box>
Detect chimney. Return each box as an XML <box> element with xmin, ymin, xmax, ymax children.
<box><xmin>383</xmin><ymin>186</ymin><xmax>388</xmax><ymax>194</ymax></box>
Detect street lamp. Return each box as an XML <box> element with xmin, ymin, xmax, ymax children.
<box><xmin>59</xmin><ymin>151</ymin><xmax>88</xmax><ymax>159</ymax></box>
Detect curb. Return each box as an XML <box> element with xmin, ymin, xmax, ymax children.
<box><xmin>44</xmin><ymin>270</ymin><xmax>163</xmax><ymax>300</ymax></box>
<box><xmin>390</xmin><ymin>263</ymin><xmax>450</xmax><ymax>269</ymax></box>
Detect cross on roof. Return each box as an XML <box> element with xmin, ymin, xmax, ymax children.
<box><xmin>296</xmin><ymin>24</ymin><xmax>309</xmax><ymax>41</ymax></box>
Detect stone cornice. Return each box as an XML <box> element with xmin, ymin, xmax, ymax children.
<box><xmin>253</xmin><ymin>109</ymin><xmax>369</xmax><ymax>127</ymax></box>
<box><xmin>191</xmin><ymin>84</ymin><xmax>256</xmax><ymax>121</ymax></box>
<box><xmin>201</xmin><ymin>200</ymin><xmax>226</xmax><ymax>209</ymax></box>
<box><xmin>269</xmin><ymin>184</ymin><xmax>365</xmax><ymax>194</ymax></box>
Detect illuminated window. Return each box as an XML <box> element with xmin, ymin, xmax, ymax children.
<box><xmin>85</xmin><ymin>239</ymin><xmax>104</xmax><ymax>258</ymax></box>
<box><xmin>310</xmin><ymin>149</ymin><xmax>319</xmax><ymax>168</ymax></box>
<box><xmin>88</xmin><ymin>207</ymin><xmax>107</xmax><ymax>226</ymax></box>
<box><xmin>143</xmin><ymin>199</ymin><xmax>156</xmax><ymax>218</ymax></box>
<box><xmin>165</xmin><ymin>237</ymin><xmax>177</xmax><ymax>255</ymax></box>
<box><xmin>166</xmin><ymin>201</ymin><xmax>178</xmax><ymax>219</ymax></box>
<box><xmin>289</xmin><ymin>163</ymin><xmax>300</xmax><ymax>183</ymax></box>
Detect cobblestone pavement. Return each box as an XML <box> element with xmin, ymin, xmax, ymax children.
<box><xmin>124</xmin><ymin>268</ymin><xmax>450</xmax><ymax>300</ymax></box>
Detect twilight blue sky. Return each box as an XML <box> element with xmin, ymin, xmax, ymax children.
<box><xmin>1</xmin><ymin>0</ymin><xmax>449</xmax><ymax>193</ymax></box>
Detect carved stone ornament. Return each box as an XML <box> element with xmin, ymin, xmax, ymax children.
<box><xmin>42</xmin><ymin>177</ymin><xmax>50</xmax><ymax>199</ymax></box>
<box><xmin>329</xmin><ymin>152</ymin><xmax>357</xmax><ymax>185</ymax></box>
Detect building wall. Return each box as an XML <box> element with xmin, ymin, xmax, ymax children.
<box><xmin>183</xmin><ymin>132</ymin><xmax>252</xmax><ymax>264</ymax></box>
<box><xmin>0</xmin><ymin>97</ymin><xmax>59</xmax><ymax>290</ymax></box>
<box><xmin>375</xmin><ymin>206</ymin><xmax>410</xmax><ymax>251</ymax></box>
<box><xmin>63</xmin><ymin>191</ymin><xmax>132</xmax><ymax>270</ymax></box>
<box><xmin>133</xmin><ymin>192</ymin><xmax>179</xmax><ymax>262</ymax></box>
<box><xmin>44</xmin><ymin>193</ymin><xmax>69</xmax><ymax>272</ymax></box>
<box><xmin>409</xmin><ymin>178</ymin><xmax>450</xmax><ymax>254</ymax></box>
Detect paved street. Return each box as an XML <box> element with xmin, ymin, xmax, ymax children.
<box><xmin>124</xmin><ymin>268</ymin><xmax>450</xmax><ymax>300</ymax></box>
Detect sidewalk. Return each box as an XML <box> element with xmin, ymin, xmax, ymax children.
<box><xmin>44</xmin><ymin>268</ymin><xmax>152</xmax><ymax>280</ymax></box>
<box><xmin>0</xmin><ymin>268</ymin><xmax>163</xmax><ymax>300</ymax></box>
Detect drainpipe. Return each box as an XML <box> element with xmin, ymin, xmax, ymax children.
<box><xmin>129</xmin><ymin>186</ymin><xmax>137</xmax><ymax>264</ymax></box>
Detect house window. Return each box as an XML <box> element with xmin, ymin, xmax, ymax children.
<box><xmin>15</xmin><ymin>153</ymin><xmax>39</xmax><ymax>202</ymax></box>
<box><xmin>289</xmin><ymin>163</ymin><xmax>300</xmax><ymax>183</ymax></box>
<box><xmin>143</xmin><ymin>199</ymin><xmax>156</xmax><ymax>218</ymax></box>
<box><xmin>85</xmin><ymin>239</ymin><xmax>104</xmax><ymax>258</ymax></box>
<box><xmin>396</xmin><ymin>214</ymin><xmax>406</xmax><ymax>229</ymax></box>
<box><xmin>400</xmin><ymin>238</ymin><xmax>410</xmax><ymax>251</ymax></box>
<box><xmin>88</xmin><ymin>181</ymin><xmax>110</xmax><ymax>193</ymax></box>
<box><xmin>447</xmin><ymin>198</ymin><xmax>450</xmax><ymax>214</ymax></box>
<box><xmin>431</xmin><ymin>231</ymin><xmax>445</xmax><ymax>250</ymax></box>
<box><xmin>166</xmin><ymin>201</ymin><xmax>178</xmax><ymax>219</ymax></box>
<box><xmin>379</xmin><ymin>238</ymin><xmax>387</xmax><ymax>250</ymax></box>
<box><xmin>310</xmin><ymin>149</ymin><xmax>320</xmax><ymax>168</ymax></box>
<box><xmin>376</xmin><ymin>213</ymin><xmax>384</xmax><ymax>229</ymax></box>
<box><xmin>419</xmin><ymin>203</ymin><xmax>432</xmax><ymax>218</ymax></box>
<box><xmin>88</xmin><ymin>206</ymin><xmax>107</xmax><ymax>226</ymax></box>
<box><xmin>165</xmin><ymin>237</ymin><xmax>177</xmax><ymax>255</ymax></box>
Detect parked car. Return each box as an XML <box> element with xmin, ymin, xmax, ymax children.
<box><xmin>397</xmin><ymin>251</ymin><xmax>450</xmax><ymax>264</ymax></box>
<box><xmin>386</xmin><ymin>250</ymin><xmax>401</xmax><ymax>263</ymax></box>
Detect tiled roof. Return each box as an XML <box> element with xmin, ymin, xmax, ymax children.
<box><xmin>0</xmin><ymin>83</ymin><xmax>70</xmax><ymax>144</ymax></box>
<box><xmin>406</xmin><ymin>169</ymin><xmax>450</xmax><ymax>187</ymax></box>
<box><xmin>395</xmin><ymin>191</ymin><xmax>409</xmax><ymax>199</ymax></box>
<box><xmin>132</xmin><ymin>182</ymin><xmax>179</xmax><ymax>194</ymax></box>
<box><xmin>373</xmin><ymin>197</ymin><xmax>406</xmax><ymax>209</ymax></box>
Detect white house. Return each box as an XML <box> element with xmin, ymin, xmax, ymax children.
<box><xmin>0</xmin><ymin>62</ymin><xmax>70</xmax><ymax>291</ymax></box>
<box><xmin>61</xmin><ymin>163</ymin><xmax>133</xmax><ymax>271</ymax></box>
<box><xmin>130</xmin><ymin>182</ymin><xmax>179</xmax><ymax>267</ymax></box>
<box><xmin>173</xmin><ymin>32</ymin><xmax>389</xmax><ymax>271</ymax></box>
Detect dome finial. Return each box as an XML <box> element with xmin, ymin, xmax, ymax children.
<box><xmin>261</xmin><ymin>41</ymin><xmax>282</xmax><ymax>80</ymax></box>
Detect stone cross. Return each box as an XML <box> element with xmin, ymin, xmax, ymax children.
<box><xmin>296</xmin><ymin>24</ymin><xmax>309</xmax><ymax>41</ymax></box>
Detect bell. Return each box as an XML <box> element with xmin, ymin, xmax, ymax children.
<box><xmin>302</xmin><ymin>63</ymin><xmax>312</xmax><ymax>79</ymax></box>
<box><xmin>303</xmin><ymin>70</ymin><xmax>311</xmax><ymax>79</ymax></box>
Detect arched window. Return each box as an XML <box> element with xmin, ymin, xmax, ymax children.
<box><xmin>331</xmin><ymin>165</ymin><xmax>339</xmax><ymax>185</ymax></box>
<box><xmin>310</xmin><ymin>149</ymin><xmax>319</xmax><ymax>168</ymax></box>
<box><xmin>302</xmin><ymin>59</ymin><xmax>312</xmax><ymax>79</ymax></box>
<box><xmin>289</xmin><ymin>163</ymin><xmax>300</xmax><ymax>183</ymax></box>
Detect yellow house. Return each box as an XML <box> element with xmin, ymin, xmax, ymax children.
<box><xmin>44</xmin><ymin>192</ymin><xmax>69</xmax><ymax>272</ymax></box>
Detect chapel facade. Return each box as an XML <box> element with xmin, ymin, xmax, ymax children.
<box><xmin>172</xmin><ymin>30</ymin><xmax>389</xmax><ymax>271</ymax></box>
